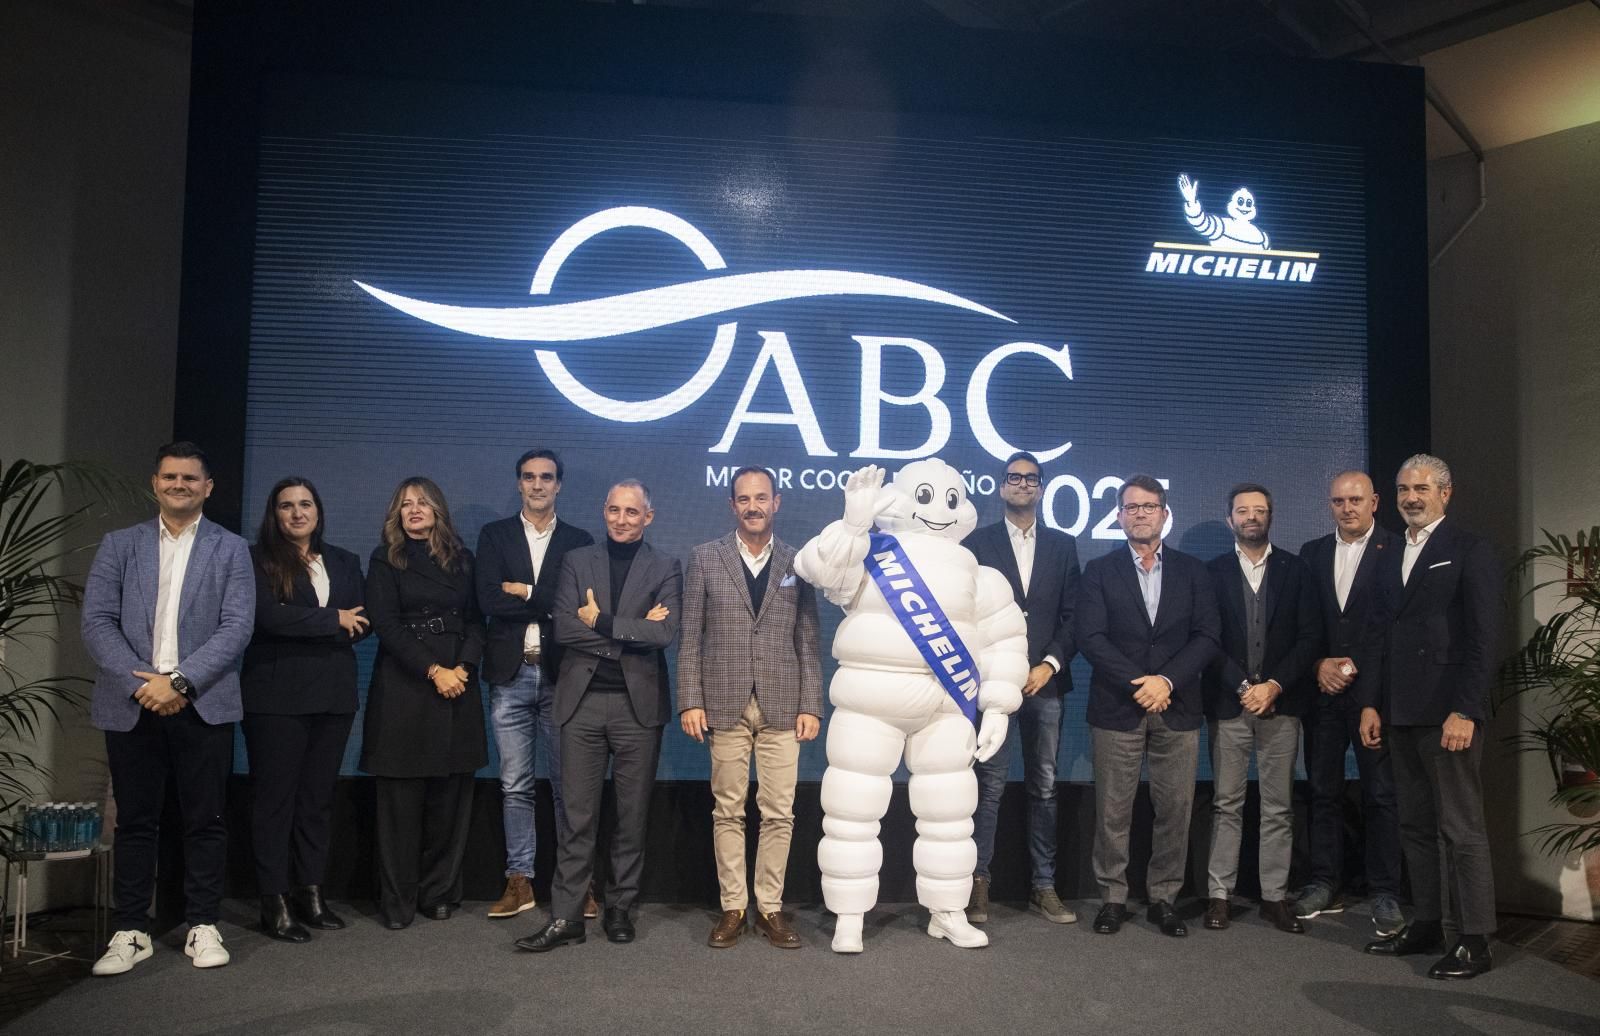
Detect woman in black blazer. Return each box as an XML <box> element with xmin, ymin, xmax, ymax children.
<box><xmin>242</xmin><ymin>477</ymin><xmax>371</xmax><ymax>943</ymax></box>
<box><xmin>360</xmin><ymin>477</ymin><xmax>487</xmax><ymax>929</ymax></box>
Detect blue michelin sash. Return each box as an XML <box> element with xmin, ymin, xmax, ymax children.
<box><xmin>864</xmin><ymin>531</ymin><xmax>979</xmax><ymax>724</ymax></box>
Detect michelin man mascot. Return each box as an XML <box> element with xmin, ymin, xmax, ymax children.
<box><xmin>795</xmin><ymin>460</ymin><xmax>1028</xmax><ymax>954</ymax></box>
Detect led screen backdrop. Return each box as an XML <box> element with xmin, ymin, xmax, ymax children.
<box><xmin>239</xmin><ymin>81</ymin><xmax>1368</xmax><ymax>781</ymax></box>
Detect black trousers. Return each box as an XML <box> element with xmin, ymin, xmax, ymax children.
<box><xmin>242</xmin><ymin>711</ymin><xmax>354</xmax><ymax>895</ymax></box>
<box><xmin>552</xmin><ymin>690</ymin><xmax>662</xmax><ymax>922</ymax></box>
<box><xmin>1302</xmin><ymin>697</ymin><xmax>1402</xmax><ymax>896</ymax></box>
<box><xmin>1390</xmin><ymin>724</ymin><xmax>1496</xmax><ymax>935</ymax></box>
<box><xmin>373</xmin><ymin>773</ymin><xmax>473</xmax><ymax>926</ymax></box>
<box><xmin>104</xmin><ymin>706</ymin><xmax>233</xmax><ymax>929</ymax></box>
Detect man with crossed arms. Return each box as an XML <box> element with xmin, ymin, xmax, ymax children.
<box><xmin>679</xmin><ymin>465</ymin><xmax>822</xmax><ymax>948</ymax></box>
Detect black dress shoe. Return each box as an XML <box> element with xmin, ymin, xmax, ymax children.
<box><xmin>602</xmin><ymin>907</ymin><xmax>636</xmax><ymax>943</ymax></box>
<box><xmin>1204</xmin><ymin>897</ymin><xmax>1231</xmax><ymax>930</ymax></box>
<box><xmin>290</xmin><ymin>885</ymin><xmax>346</xmax><ymax>930</ymax></box>
<box><xmin>384</xmin><ymin>918</ymin><xmax>408</xmax><ymax>931</ymax></box>
<box><xmin>259</xmin><ymin>894</ymin><xmax>311</xmax><ymax>943</ymax></box>
<box><xmin>1365</xmin><ymin>921</ymin><xmax>1444</xmax><ymax>956</ymax></box>
<box><xmin>516</xmin><ymin>918</ymin><xmax>587</xmax><ymax>952</ymax></box>
<box><xmin>1261</xmin><ymin>900</ymin><xmax>1305</xmax><ymax>934</ymax></box>
<box><xmin>1092</xmin><ymin>902</ymin><xmax>1128</xmax><ymax>934</ymax></box>
<box><xmin>1427</xmin><ymin>941</ymin><xmax>1493</xmax><ymax>980</ymax></box>
<box><xmin>421</xmin><ymin>902</ymin><xmax>455</xmax><ymax>921</ymax></box>
<box><xmin>1147</xmin><ymin>900</ymin><xmax>1187</xmax><ymax>937</ymax></box>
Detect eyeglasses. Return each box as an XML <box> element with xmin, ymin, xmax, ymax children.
<box><xmin>1120</xmin><ymin>502</ymin><xmax>1163</xmax><ymax>515</ymax></box>
<box><xmin>1003</xmin><ymin>473</ymin><xmax>1042</xmax><ymax>487</ymax></box>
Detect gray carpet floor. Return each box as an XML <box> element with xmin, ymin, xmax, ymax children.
<box><xmin>6</xmin><ymin>897</ymin><xmax>1598</xmax><ymax>1035</ymax></box>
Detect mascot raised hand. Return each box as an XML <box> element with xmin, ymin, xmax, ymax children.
<box><xmin>795</xmin><ymin>460</ymin><xmax>1027</xmax><ymax>953</ymax></box>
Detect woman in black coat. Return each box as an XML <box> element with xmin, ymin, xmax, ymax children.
<box><xmin>242</xmin><ymin>477</ymin><xmax>371</xmax><ymax>942</ymax></box>
<box><xmin>360</xmin><ymin>476</ymin><xmax>487</xmax><ymax>929</ymax></box>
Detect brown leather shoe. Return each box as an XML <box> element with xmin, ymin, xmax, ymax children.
<box><xmin>583</xmin><ymin>882</ymin><xmax>601</xmax><ymax>920</ymax></box>
<box><xmin>487</xmin><ymin>874</ymin><xmax>535</xmax><ymax>919</ymax></box>
<box><xmin>1204</xmin><ymin>897</ymin><xmax>1231</xmax><ymax>930</ymax></box>
<box><xmin>753</xmin><ymin>910</ymin><xmax>802</xmax><ymax>949</ymax></box>
<box><xmin>1261</xmin><ymin>899</ymin><xmax>1305</xmax><ymax>934</ymax></box>
<box><xmin>708</xmin><ymin>909</ymin><xmax>745</xmax><ymax>948</ymax></box>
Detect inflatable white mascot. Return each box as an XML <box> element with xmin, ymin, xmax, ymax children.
<box><xmin>795</xmin><ymin>460</ymin><xmax>1028</xmax><ymax>953</ymax></box>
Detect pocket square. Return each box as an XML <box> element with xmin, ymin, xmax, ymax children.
<box><xmin>1428</xmin><ymin>560</ymin><xmax>1452</xmax><ymax>569</ymax></box>
<box><xmin>780</xmin><ymin>574</ymin><xmax>796</xmax><ymax>587</ymax></box>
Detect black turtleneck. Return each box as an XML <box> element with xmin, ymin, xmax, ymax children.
<box><xmin>588</xmin><ymin>536</ymin><xmax>644</xmax><ymax>693</ymax></box>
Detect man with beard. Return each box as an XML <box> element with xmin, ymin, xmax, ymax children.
<box><xmin>678</xmin><ymin>465</ymin><xmax>822</xmax><ymax>948</ymax></box>
<box><xmin>964</xmin><ymin>451</ymin><xmax>1080</xmax><ymax>925</ymax></box>
<box><xmin>1077</xmin><ymin>475</ymin><xmax>1219</xmax><ymax>937</ymax></box>
<box><xmin>1358</xmin><ymin>454</ymin><xmax>1499</xmax><ymax>979</ymax></box>
<box><xmin>84</xmin><ymin>442</ymin><xmax>255</xmax><ymax>975</ymax></box>
<box><xmin>1201</xmin><ymin>484</ymin><xmax>1320</xmax><ymax>934</ymax></box>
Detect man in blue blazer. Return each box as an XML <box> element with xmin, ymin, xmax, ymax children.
<box><xmin>964</xmin><ymin>451</ymin><xmax>1080</xmax><ymax>925</ymax></box>
<box><xmin>1076</xmin><ymin>475</ymin><xmax>1219</xmax><ymax>938</ymax></box>
<box><xmin>1357</xmin><ymin>454</ymin><xmax>1499</xmax><ymax>979</ymax></box>
<box><xmin>81</xmin><ymin>442</ymin><xmax>254</xmax><ymax>976</ymax></box>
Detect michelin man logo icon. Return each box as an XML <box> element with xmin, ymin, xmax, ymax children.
<box><xmin>1177</xmin><ymin>173</ymin><xmax>1268</xmax><ymax>251</ymax></box>
<box><xmin>1144</xmin><ymin>173</ymin><xmax>1318</xmax><ymax>283</ymax></box>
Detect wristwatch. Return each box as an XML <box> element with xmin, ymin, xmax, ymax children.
<box><xmin>168</xmin><ymin>671</ymin><xmax>194</xmax><ymax>699</ymax></box>
<box><xmin>1236</xmin><ymin>679</ymin><xmax>1251</xmax><ymax>699</ymax></box>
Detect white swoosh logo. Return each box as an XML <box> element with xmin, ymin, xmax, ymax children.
<box><xmin>354</xmin><ymin>270</ymin><xmax>1014</xmax><ymax>342</ymax></box>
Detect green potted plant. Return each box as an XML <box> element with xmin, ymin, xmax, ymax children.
<box><xmin>1501</xmin><ymin>526</ymin><xmax>1600</xmax><ymax>855</ymax></box>
<box><xmin>0</xmin><ymin>458</ymin><xmax>140</xmax><ymax>847</ymax></box>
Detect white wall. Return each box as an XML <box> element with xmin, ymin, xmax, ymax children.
<box><xmin>1429</xmin><ymin>120</ymin><xmax>1600</xmax><ymax>919</ymax></box>
<box><xmin>0</xmin><ymin>1</ymin><xmax>190</xmax><ymax>906</ymax></box>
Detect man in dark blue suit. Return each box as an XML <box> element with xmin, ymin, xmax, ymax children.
<box><xmin>1358</xmin><ymin>454</ymin><xmax>1499</xmax><ymax>979</ymax></box>
<box><xmin>81</xmin><ymin>442</ymin><xmax>254</xmax><ymax>975</ymax></box>
<box><xmin>1293</xmin><ymin>471</ymin><xmax>1403</xmax><ymax>935</ymax></box>
<box><xmin>964</xmin><ymin>452</ymin><xmax>1080</xmax><ymax>925</ymax></box>
<box><xmin>1076</xmin><ymin>474</ymin><xmax>1219</xmax><ymax>937</ymax></box>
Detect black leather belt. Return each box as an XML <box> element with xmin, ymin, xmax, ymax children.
<box><xmin>398</xmin><ymin>612</ymin><xmax>463</xmax><ymax>636</ymax></box>
<box><xmin>523</xmin><ymin>647</ymin><xmax>542</xmax><ymax>665</ymax></box>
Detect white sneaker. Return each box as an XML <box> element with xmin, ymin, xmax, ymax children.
<box><xmin>185</xmin><ymin>923</ymin><xmax>230</xmax><ymax>968</ymax></box>
<box><xmin>831</xmin><ymin>912</ymin><xmax>865</xmax><ymax>954</ymax></box>
<box><xmin>928</xmin><ymin>909</ymin><xmax>989</xmax><ymax>948</ymax></box>
<box><xmin>93</xmin><ymin>929</ymin><xmax>154</xmax><ymax>976</ymax></box>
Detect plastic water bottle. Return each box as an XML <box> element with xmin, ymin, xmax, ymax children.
<box><xmin>67</xmin><ymin>804</ymin><xmax>83</xmax><ymax>850</ymax></box>
<box><xmin>89</xmin><ymin>802</ymin><xmax>103</xmax><ymax>846</ymax></box>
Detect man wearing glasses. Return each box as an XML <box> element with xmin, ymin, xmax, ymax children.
<box><xmin>964</xmin><ymin>452</ymin><xmax>1081</xmax><ymax>925</ymax></box>
<box><xmin>1075</xmin><ymin>475</ymin><xmax>1219</xmax><ymax>937</ymax></box>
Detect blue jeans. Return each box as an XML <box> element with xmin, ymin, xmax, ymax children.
<box><xmin>1303</xmin><ymin>695</ymin><xmax>1401</xmax><ymax>896</ymax></box>
<box><xmin>490</xmin><ymin>663</ymin><xmax>564</xmax><ymax>878</ymax></box>
<box><xmin>974</xmin><ymin>692</ymin><xmax>1063</xmax><ymax>889</ymax></box>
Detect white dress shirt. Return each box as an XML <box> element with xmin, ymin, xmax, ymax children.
<box><xmin>520</xmin><ymin>512</ymin><xmax>558</xmax><ymax>653</ymax></box>
<box><xmin>1401</xmin><ymin>514</ymin><xmax>1446</xmax><ymax>585</ymax></box>
<box><xmin>1332</xmin><ymin>523</ymin><xmax>1374</xmax><ymax>611</ymax></box>
<box><xmin>1129</xmin><ymin>543</ymin><xmax>1163</xmax><ymax>625</ymax></box>
<box><xmin>1235</xmin><ymin>542</ymin><xmax>1273</xmax><ymax>594</ymax></box>
<box><xmin>152</xmin><ymin>515</ymin><xmax>202</xmax><ymax>674</ymax></box>
<box><xmin>1006</xmin><ymin>515</ymin><xmax>1037</xmax><ymax>597</ymax></box>
<box><xmin>737</xmin><ymin>535</ymin><xmax>773</xmax><ymax>577</ymax></box>
<box><xmin>308</xmin><ymin>555</ymin><xmax>330</xmax><ymax>607</ymax></box>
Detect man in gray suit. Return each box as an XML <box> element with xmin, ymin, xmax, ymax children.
<box><xmin>81</xmin><ymin>442</ymin><xmax>255</xmax><ymax>976</ymax></box>
<box><xmin>516</xmin><ymin>479</ymin><xmax>682</xmax><ymax>952</ymax></box>
<box><xmin>678</xmin><ymin>466</ymin><xmax>822</xmax><ymax>949</ymax></box>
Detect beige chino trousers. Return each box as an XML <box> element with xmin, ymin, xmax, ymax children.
<box><xmin>709</xmin><ymin>695</ymin><xmax>800</xmax><ymax>915</ymax></box>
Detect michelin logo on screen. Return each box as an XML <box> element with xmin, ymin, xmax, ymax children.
<box><xmin>1144</xmin><ymin>174</ymin><xmax>1319</xmax><ymax>282</ymax></box>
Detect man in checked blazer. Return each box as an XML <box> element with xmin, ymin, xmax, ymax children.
<box><xmin>678</xmin><ymin>465</ymin><xmax>822</xmax><ymax>949</ymax></box>
<box><xmin>516</xmin><ymin>479</ymin><xmax>682</xmax><ymax>953</ymax></box>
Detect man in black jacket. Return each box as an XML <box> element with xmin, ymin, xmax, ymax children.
<box><xmin>475</xmin><ymin>449</ymin><xmax>594</xmax><ymax>919</ymax></box>
<box><xmin>1293</xmin><ymin>471</ymin><xmax>1403</xmax><ymax>935</ymax></box>
<box><xmin>964</xmin><ymin>451</ymin><xmax>1080</xmax><ymax>925</ymax></box>
<box><xmin>1358</xmin><ymin>454</ymin><xmax>1499</xmax><ymax>979</ymax></box>
<box><xmin>1077</xmin><ymin>475</ymin><xmax>1219</xmax><ymax>938</ymax></box>
<box><xmin>1201</xmin><ymin>484</ymin><xmax>1320</xmax><ymax>935</ymax></box>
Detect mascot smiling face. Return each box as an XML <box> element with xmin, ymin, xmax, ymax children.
<box><xmin>875</xmin><ymin>458</ymin><xmax>978</xmax><ymax>542</ymax></box>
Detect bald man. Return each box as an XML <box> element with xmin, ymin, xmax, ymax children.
<box><xmin>1292</xmin><ymin>472</ymin><xmax>1402</xmax><ymax>936</ymax></box>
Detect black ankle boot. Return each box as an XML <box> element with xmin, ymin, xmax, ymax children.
<box><xmin>290</xmin><ymin>885</ymin><xmax>346</xmax><ymax>930</ymax></box>
<box><xmin>260</xmin><ymin>894</ymin><xmax>311</xmax><ymax>943</ymax></box>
